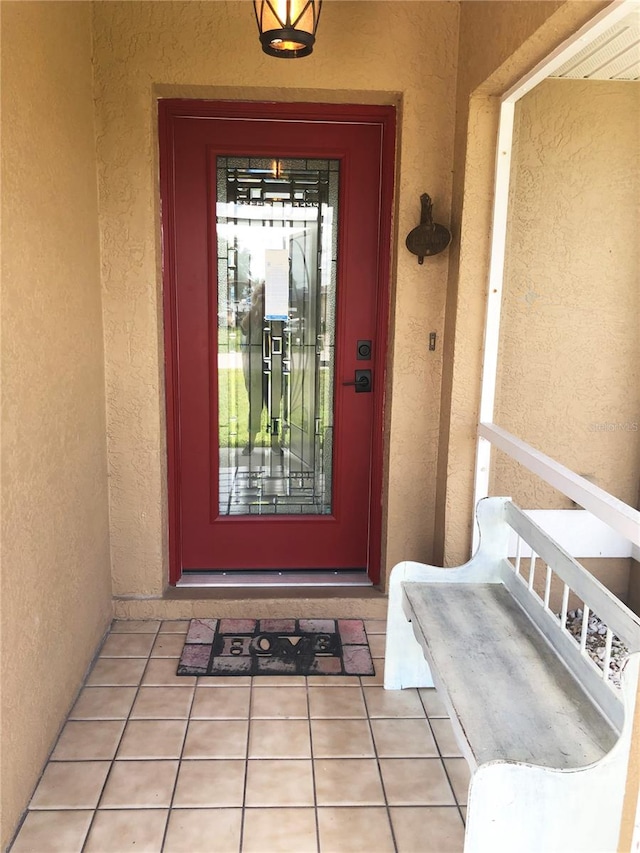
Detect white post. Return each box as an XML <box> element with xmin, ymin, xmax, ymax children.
<box><xmin>472</xmin><ymin>101</ymin><xmax>515</xmax><ymax>550</ymax></box>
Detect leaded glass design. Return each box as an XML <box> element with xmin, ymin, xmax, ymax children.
<box><xmin>216</xmin><ymin>157</ymin><xmax>339</xmax><ymax>516</ymax></box>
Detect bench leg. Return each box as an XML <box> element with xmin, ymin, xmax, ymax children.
<box><xmin>384</xmin><ymin>561</ymin><xmax>434</xmax><ymax>689</ymax></box>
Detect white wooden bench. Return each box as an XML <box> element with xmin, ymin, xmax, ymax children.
<box><xmin>385</xmin><ymin>496</ymin><xmax>640</xmax><ymax>853</ymax></box>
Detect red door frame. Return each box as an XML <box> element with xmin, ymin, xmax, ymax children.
<box><xmin>159</xmin><ymin>100</ymin><xmax>396</xmax><ymax>585</ymax></box>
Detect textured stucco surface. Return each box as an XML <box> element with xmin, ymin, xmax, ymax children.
<box><xmin>492</xmin><ymin>79</ymin><xmax>640</xmax><ymax>509</ymax></box>
<box><xmin>630</xmin><ymin>560</ymin><xmax>640</xmax><ymax>614</ymax></box>
<box><xmin>0</xmin><ymin>3</ymin><xmax>112</xmax><ymax>846</ymax></box>
<box><xmin>113</xmin><ymin>592</ymin><xmax>387</xmax><ymax>621</ymax></box>
<box><xmin>434</xmin><ymin>0</ymin><xmax>610</xmax><ymax>566</ymax></box>
<box><xmin>92</xmin><ymin>0</ymin><xmax>460</xmax><ymax>597</ymax></box>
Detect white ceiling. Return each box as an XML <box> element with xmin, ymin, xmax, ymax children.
<box><xmin>550</xmin><ymin>7</ymin><xmax>640</xmax><ymax>81</ymax></box>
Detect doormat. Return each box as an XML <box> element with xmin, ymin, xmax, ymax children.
<box><xmin>176</xmin><ymin>618</ymin><xmax>375</xmax><ymax>677</ymax></box>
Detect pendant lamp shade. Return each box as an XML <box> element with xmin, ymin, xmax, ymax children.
<box><xmin>254</xmin><ymin>0</ymin><xmax>322</xmax><ymax>58</ymax></box>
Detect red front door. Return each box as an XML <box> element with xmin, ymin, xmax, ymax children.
<box><xmin>160</xmin><ymin>101</ymin><xmax>395</xmax><ymax>583</ymax></box>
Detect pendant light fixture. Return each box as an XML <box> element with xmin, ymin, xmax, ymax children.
<box><xmin>254</xmin><ymin>0</ymin><xmax>322</xmax><ymax>59</ymax></box>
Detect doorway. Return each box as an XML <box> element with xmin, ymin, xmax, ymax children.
<box><xmin>159</xmin><ymin>101</ymin><xmax>395</xmax><ymax>584</ymax></box>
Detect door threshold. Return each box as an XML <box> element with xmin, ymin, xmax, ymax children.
<box><xmin>176</xmin><ymin>570</ymin><xmax>373</xmax><ymax>589</ymax></box>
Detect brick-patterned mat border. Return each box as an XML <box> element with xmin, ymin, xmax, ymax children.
<box><xmin>177</xmin><ymin>618</ymin><xmax>375</xmax><ymax>677</ymax></box>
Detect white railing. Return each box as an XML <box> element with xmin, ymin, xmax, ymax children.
<box><xmin>474</xmin><ymin>422</ymin><xmax>640</xmax><ymax>556</ymax></box>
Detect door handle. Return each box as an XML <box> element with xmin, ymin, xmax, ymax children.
<box><xmin>342</xmin><ymin>369</ymin><xmax>372</xmax><ymax>393</ymax></box>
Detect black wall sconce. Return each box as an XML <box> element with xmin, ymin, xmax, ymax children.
<box><xmin>406</xmin><ymin>193</ymin><xmax>451</xmax><ymax>264</ymax></box>
<box><xmin>254</xmin><ymin>0</ymin><xmax>323</xmax><ymax>58</ymax></box>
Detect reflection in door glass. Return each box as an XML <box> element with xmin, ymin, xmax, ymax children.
<box><xmin>216</xmin><ymin>157</ymin><xmax>338</xmax><ymax>516</ymax></box>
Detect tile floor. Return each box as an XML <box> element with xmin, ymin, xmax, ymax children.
<box><xmin>10</xmin><ymin>619</ymin><xmax>469</xmax><ymax>853</ymax></box>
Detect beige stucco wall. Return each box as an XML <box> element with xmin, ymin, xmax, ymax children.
<box><xmin>92</xmin><ymin>0</ymin><xmax>460</xmax><ymax>599</ymax></box>
<box><xmin>491</xmin><ymin>79</ymin><xmax>639</xmax><ymax>606</ymax></box>
<box><xmin>434</xmin><ymin>0</ymin><xmax>610</xmax><ymax>566</ymax></box>
<box><xmin>493</xmin><ymin>79</ymin><xmax>640</xmax><ymax>509</ymax></box>
<box><xmin>0</xmin><ymin>3</ymin><xmax>112</xmax><ymax>846</ymax></box>
<box><xmin>630</xmin><ymin>560</ymin><xmax>640</xmax><ymax>614</ymax></box>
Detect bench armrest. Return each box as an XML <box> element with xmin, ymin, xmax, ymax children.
<box><xmin>384</xmin><ymin>497</ymin><xmax>511</xmax><ymax>689</ymax></box>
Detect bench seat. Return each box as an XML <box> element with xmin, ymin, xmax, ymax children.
<box><xmin>404</xmin><ymin>582</ymin><xmax>617</xmax><ymax>769</ymax></box>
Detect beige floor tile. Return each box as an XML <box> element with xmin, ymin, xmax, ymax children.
<box><xmin>190</xmin><ymin>686</ymin><xmax>251</xmax><ymax>719</ymax></box>
<box><xmin>142</xmin><ymin>658</ymin><xmax>196</xmax><ymax>687</ymax></box>
<box><xmin>182</xmin><ymin>719</ymin><xmax>248</xmax><ymax>758</ymax></box>
<box><xmin>248</xmin><ymin>719</ymin><xmax>311</xmax><ymax>759</ymax></box>
<box><xmin>390</xmin><ymin>806</ymin><xmax>465</xmax><ymax>853</ymax></box>
<box><xmin>245</xmin><ymin>759</ymin><xmax>314</xmax><ymax>807</ymax></box>
<box><xmin>380</xmin><ymin>758</ymin><xmax>456</xmax><ymax>806</ymax></box>
<box><xmin>173</xmin><ymin>760</ymin><xmax>245</xmax><ymax>807</ymax></box>
<box><xmin>111</xmin><ymin>620</ymin><xmax>160</xmax><ymax>634</ymax></box>
<box><xmin>367</xmin><ymin>634</ymin><xmax>386</xmax><ymax>658</ymax></box>
<box><xmin>364</xmin><ymin>619</ymin><xmax>387</xmax><ymax>635</ymax></box>
<box><xmin>250</xmin><ymin>686</ymin><xmax>308</xmax><ymax>719</ymax></box>
<box><xmin>70</xmin><ymin>686</ymin><xmax>137</xmax><ymax>720</ymax></box>
<box><xmin>443</xmin><ymin>758</ymin><xmax>471</xmax><ymax>806</ymax></box>
<box><xmin>419</xmin><ymin>688</ymin><xmax>449</xmax><ymax>718</ymax></box>
<box><xmin>99</xmin><ymin>759</ymin><xmax>178</xmax><ymax>808</ymax></box>
<box><xmin>317</xmin><ymin>807</ymin><xmax>395</xmax><ymax>853</ymax></box>
<box><xmin>116</xmin><ymin>719</ymin><xmax>188</xmax><ymax>759</ymax></box>
<box><xmin>370</xmin><ymin>718</ymin><xmax>438</xmax><ymax>758</ymax></box>
<box><xmin>164</xmin><ymin>808</ymin><xmax>242</xmax><ymax>853</ymax></box>
<box><xmin>431</xmin><ymin>718</ymin><xmax>464</xmax><ymax>757</ymax></box>
<box><xmin>160</xmin><ymin>620</ymin><xmax>191</xmax><ymax>633</ymax></box>
<box><xmin>308</xmin><ymin>686</ymin><xmax>366</xmax><ymax>719</ymax></box>
<box><xmin>196</xmin><ymin>675</ymin><xmax>251</xmax><ymax>687</ymax></box>
<box><xmin>242</xmin><ymin>808</ymin><xmax>317</xmax><ymax>853</ymax></box>
<box><xmin>130</xmin><ymin>686</ymin><xmax>194</xmax><ymax>719</ymax></box>
<box><xmin>10</xmin><ymin>810</ymin><xmax>93</xmax><ymax>853</ymax></box>
<box><xmin>83</xmin><ymin>809</ymin><xmax>168</xmax><ymax>853</ymax></box>
<box><xmin>51</xmin><ymin>720</ymin><xmax>125</xmax><ymax>761</ymax></box>
<box><xmin>360</xmin><ymin>660</ymin><xmax>384</xmax><ymax>686</ymax></box>
<box><xmin>314</xmin><ymin>759</ymin><xmax>385</xmax><ymax>806</ymax></box>
<box><xmin>311</xmin><ymin>719</ymin><xmax>374</xmax><ymax>758</ymax></box>
<box><xmin>253</xmin><ymin>674</ymin><xmax>306</xmax><ymax>687</ymax></box>
<box><xmin>86</xmin><ymin>658</ymin><xmax>147</xmax><ymax>687</ymax></box>
<box><xmin>101</xmin><ymin>633</ymin><xmax>156</xmax><ymax>658</ymax></box>
<box><xmin>151</xmin><ymin>633</ymin><xmax>186</xmax><ymax>658</ymax></box>
<box><xmin>363</xmin><ymin>686</ymin><xmax>425</xmax><ymax>719</ymax></box>
<box><xmin>307</xmin><ymin>675</ymin><xmax>361</xmax><ymax>687</ymax></box>
<box><xmin>30</xmin><ymin>761</ymin><xmax>110</xmax><ymax>810</ymax></box>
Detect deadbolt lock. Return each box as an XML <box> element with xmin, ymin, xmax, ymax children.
<box><xmin>357</xmin><ymin>340</ymin><xmax>372</xmax><ymax>360</ymax></box>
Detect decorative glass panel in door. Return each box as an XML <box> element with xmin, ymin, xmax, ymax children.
<box><xmin>216</xmin><ymin>157</ymin><xmax>338</xmax><ymax>516</ymax></box>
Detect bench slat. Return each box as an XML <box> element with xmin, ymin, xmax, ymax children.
<box><xmin>500</xmin><ymin>564</ymin><xmax>624</xmax><ymax>730</ymax></box>
<box><xmin>505</xmin><ymin>501</ymin><xmax>640</xmax><ymax>650</ymax></box>
<box><xmin>403</xmin><ymin>582</ymin><xmax>618</xmax><ymax>769</ymax></box>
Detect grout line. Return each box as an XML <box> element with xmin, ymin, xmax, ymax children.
<box><xmin>417</xmin><ymin>690</ymin><xmax>466</xmax><ymax>826</ymax></box>
<box><xmin>6</xmin><ymin>620</ymin><xmax>120</xmax><ymax>851</ymax></box>
<box><xmin>361</xmin><ymin>667</ymin><xmax>399</xmax><ymax>853</ymax></box>
<box><xmin>80</xmin><ymin>638</ymin><xmax>159</xmax><ymax>852</ymax></box>
<box><xmin>158</xmin><ymin>665</ymin><xmax>197</xmax><ymax>852</ymax></box>
<box><xmin>238</xmin><ymin>677</ymin><xmax>255</xmax><ymax>853</ymax></box>
<box><xmin>305</xmin><ymin>675</ymin><xmax>321</xmax><ymax>853</ymax></box>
